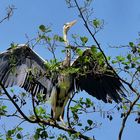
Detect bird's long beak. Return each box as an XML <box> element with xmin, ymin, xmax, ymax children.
<box><xmin>68</xmin><ymin>20</ymin><xmax>77</xmax><ymax>27</ymax></box>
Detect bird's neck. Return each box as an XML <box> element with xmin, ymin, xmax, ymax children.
<box><xmin>63</xmin><ymin>32</ymin><xmax>71</xmax><ymax>67</ymax></box>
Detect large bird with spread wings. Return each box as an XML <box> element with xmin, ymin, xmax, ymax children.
<box><xmin>0</xmin><ymin>20</ymin><xmax>125</xmax><ymax>123</ymax></box>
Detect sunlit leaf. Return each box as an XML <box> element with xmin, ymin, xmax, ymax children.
<box><xmin>80</xmin><ymin>36</ymin><xmax>88</xmax><ymax>44</ymax></box>
<box><xmin>76</xmin><ymin>48</ymin><xmax>83</xmax><ymax>56</ymax></box>
<box><xmin>93</xmin><ymin>19</ymin><xmax>101</xmax><ymax>28</ymax></box>
<box><xmin>129</xmin><ymin>42</ymin><xmax>134</xmax><ymax>47</ymax></box>
<box><xmin>116</xmin><ymin>56</ymin><xmax>125</xmax><ymax>62</ymax></box>
<box><xmin>91</xmin><ymin>45</ymin><xmax>97</xmax><ymax>53</ymax></box>
<box><xmin>39</xmin><ymin>25</ymin><xmax>46</xmax><ymax>32</ymax></box>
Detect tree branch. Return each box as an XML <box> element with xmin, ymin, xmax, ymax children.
<box><xmin>118</xmin><ymin>93</ymin><xmax>140</xmax><ymax>140</ymax></box>
<box><xmin>67</xmin><ymin>91</ymin><xmax>77</xmax><ymax>128</ymax></box>
<box><xmin>0</xmin><ymin>5</ymin><xmax>16</xmax><ymax>24</ymax></box>
<box><xmin>31</xmin><ymin>93</ymin><xmax>40</xmax><ymax>121</ymax></box>
<box><xmin>38</xmin><ymin>119</ymin><xmax>94</xmax><ymax>140</ymax></box>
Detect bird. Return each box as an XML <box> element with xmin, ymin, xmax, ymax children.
<box><xmin>0</xmin><ymin>20</ymin><xmax>125</xmax><ymax>123</ymax></box>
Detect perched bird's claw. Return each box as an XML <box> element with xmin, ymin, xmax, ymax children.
<box><xmin>47</xmin><ymin>118</ymin><xmax>56</xmax><ymax>125</ymax></box>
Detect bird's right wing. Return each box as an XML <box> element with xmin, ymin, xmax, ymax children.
<box><xmin>0</xmin><ymin>45</ymin><xmax>53</xmax><ymax>99</ymax></box>
<box><xmin>72</xmin><ymin>49</ymin><xmax>125</xmax><ymax>103</ymax></box>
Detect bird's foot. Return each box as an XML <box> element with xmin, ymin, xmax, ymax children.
<box><xmin>47</xmin><ymin>118</ymin><xmax>56</xmax><ymax>125</ymax></box>
<box><xmin>59</xmin><ymin>116</ymin><xmax>67</xmax><ymax>127</ymax></box>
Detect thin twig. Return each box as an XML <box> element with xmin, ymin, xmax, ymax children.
<box><xmin>31</xmin><ymin>93</ymin><xmax>40</xmax><ymax>121</ymax></box>
<box><xmin>6</xmin><ymin>114</ymin><xmax>23</xmax><ymax>119</ymax></box>
<box><xmin>0</xmin><ymin>5</ymin><xmax>16</xmax><ymax>24</ymax></box>
<box><xmin>118</xmin><ymin>94</ymin><xmax>140</xmax><ymax>140</ymax></box>
<box><xmin>67</xmin><ymin>91</ymin><xmax>77</xmax><ymax>128</ymax></box>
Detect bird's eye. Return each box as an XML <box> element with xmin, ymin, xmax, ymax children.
<box><xmin>64</xmin><ymin>23</ymin><xmax>69</xmax><ymax>26</ymax></box>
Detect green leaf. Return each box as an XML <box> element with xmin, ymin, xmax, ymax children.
<box><xmin>93</xmin><ymin>19</ymin><xmax>101</xmax><ymax>28</ymax></box>
<box><xmin>45</xmin><ymin>36</ymin><xmax>51</xmax><ymax>42</ymax></box>
<box><xmin>136</xmin><ymin>104</ymin><xmax>140</xmax><ymax>108</ymax></box>
<box><xmin>137</xmin><ymin>66</ymin><xmax>140</xmax><ymax>71</ymax></box>
<box><xmin>53</xmin><ymin>35</ymin><xmax>64</xmax><ymax>42</ymax></box>
<box><xmin>116</xmin><ymin>56</ymin><xmax>125</xmax><ymax>62</ymax></box>
<box><xmin>87</xmin><ymin>119</ymin><xmax>93</xmax><ymax>126</ymax></box>
<box><xmin>76</xmin><ymin>48</ymin><xmax>83</xmax><ymax>56</ymax></box>
<box><xmin>86</xmin><ymin>98</ymin><xmax>91</xmax><ymax>104</ymax></box>
<box><xmin>122</xmin><ymin>61</ymin><xmax>130</xmax><ymax>65</ymax></box>
<box><xmin>124</xmin><ymin>65</ymin><xmax>130</xmax><ymax>69</ymax></box>
<box><xmin>10</xmin><ymin>43</ymin><xmax>18</xmax><ymax>49</ymax></box>
<box><xmin>17</xmin><ymin>127</ymin><xmax>23</xmax><ymax>131</ymax></box>
<box><xmin>49</xmin><ymin>136</ymin><xmax>55</xmax><ymax>139</ymax></box>
<box><xmin>34</xmin><ymin>134</ymin><xmax>39</xmax><ymax>140</ymax></box>
<box><xmin>85</xmin><ymin>126</ymin><xmax>89</xmax><ymax>131</ymax></box>
<box><xmin>86</xmin><ymin>98</ymin><xmax>93</xmax><ymax>107</ymax></box>
<box><xmin>112</xmin><ymin>60</ymin><xmax>118</xmax><ymax>64</ymax></box>
<box><xmin>6</xmin><ymin>138</ymin><xmax>12</xmax><ymax>140</ymax></box>
<box><xmin>131</xmin><ymin>63</ymin><xmax>136</xmax><ymax>68</ymax></box>
<box><xmin>7</xmin><ymin>130</ymin><xmax>12</xmax><ymax>137</ymax></box>
<box><xmin>39</xmin><ymin>25</ymin><xmax>46</xmax><ymax>32</ymax></box>
<box><xmin>41</xmin><ymin>131</ymin><xmax>48</xmax><ymax>139</ymax></box>
<box><xmin>61</xmin><ymin>49</ymin><xmax>66</xmax><ymax>53</ymax></box>
<box><xmin>78</xmin><ymin>123</ymin><xmax>82</xmax><ymax>126</ymax></box>
<box><xmin>10</xmin><ymin>89</ymin><xmax>14</xmax><ymax>93</ymax></box>
<box><xmin>2</xmin><ymin>106</ymin><xmax>7</xmax><ymax>110</ymax></box>
<box><xmin>91</xmin><ymin>45</ymin><xmax>97</xmax><ymax>53</ymax></box>
<box><xmin>96</xmin><ymin>52</ymin><xmax>103</xmax><ymax>59</ymax></box>
<box><xmin>58</xmin><ymin>36</ymin><xmax>64</xmax><ymax>42</ymax></box>
<box><xmin>122</xmin><ymin>105</ymin><xmax>128</xmax><ymax>111</ymax></box>
<box><xmin>129</xmin><ymin>42</ymin><xmax>134</xmax><ymax>47</ymax></box>
<box><xmin>16</xmin><ymin>133</ymin><xmax>22</xmax><ymax>139</ymax></box>
<box><xmin>80</xmin><ymin>36</ymin><xmax>88</xmax><ymax>44</ymax></box>
<box><xmin>127</xmin><ymin>54</ymin><xmax>131</xmax><ymax>60</ymax></box>
<box><xmin>107</xmin><ymin>56</ymin><xmax>111</xmax><ymax>61</ymax></box>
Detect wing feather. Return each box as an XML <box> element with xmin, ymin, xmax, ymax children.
<box><xmin>73</xmin><ymin>49</ymin><xmax>125</xmax><ymax>103</ymax></box>
<box><xmin>0</xmin><ymin>45</ymin><xmax>53</xmax><ymax>100</ymax></box>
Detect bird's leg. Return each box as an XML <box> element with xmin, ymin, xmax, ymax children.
<box><xmin>59</xmin><ymin>93</ymin><xmax>70</xmax><ymax>127</ymax></box>
<box><xmin>59</xmin><ymin>115</ymin><xmax>66</xmax><ymax>126</ymax></box>
<box><xmin>50</xmin><ymin>109</ymin><xmax>57</xmax><ymax>124</ymax></box>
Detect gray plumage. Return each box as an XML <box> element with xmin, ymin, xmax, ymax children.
<box><xmin>0</xmin><ymin>46</ymin><xmax>53</xmax><ymax>99</ymax></box>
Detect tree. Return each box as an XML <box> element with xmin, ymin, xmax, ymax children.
<box><xmin>0</xmin><ymin>0</ymin><xmax>140</xmax><ymax>140</ymax></box>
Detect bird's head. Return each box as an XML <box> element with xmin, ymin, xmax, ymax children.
<box><xmin>63</xmin><ymin>20</ymin><xmax>77</xmax><ymax>35</ymax></box>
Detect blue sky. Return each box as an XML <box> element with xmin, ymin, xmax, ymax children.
<box><xmin>0</xmin><ymin>0</ymin><xmax>140</xmax><ymax>139</ymax></box>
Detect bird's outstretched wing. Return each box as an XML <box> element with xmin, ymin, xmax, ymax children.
<box><xmin>72</xmin><ymin>49</ymin><xmax>125</xmax><ymax>103</ymax></box>
<box><xmin>0</xmin><ymin>45</ymin><xmax>52</xmax><ymax>99</ymax></box>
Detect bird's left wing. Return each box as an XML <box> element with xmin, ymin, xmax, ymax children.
<box><xmin>72</xmin><ymin>49</ymin><xmax>125</xmax><ymax>103</ymax></box>
<box><xmin>0</xmin><ymin>45</ymin><xmax>53</xmax><ymax>99</ymax></box>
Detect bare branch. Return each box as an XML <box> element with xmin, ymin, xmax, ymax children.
<box><xmin>31</xmin><ymin>93</ymin><xmax>41</xmax><ymax>121</ymax></box>
<box><xmin>67</xmin><ymin>91</ymin><xmax>77</xmax><ymax>128</ymax></box>
<box><xmin>0</xmin><ymin>5</ymin><xmax>16</xmax><ymax>24</ymax></box>
<box><xmin>6</xmin><ymin>114</ymin><xmax>23</xmax><ymax>119</ymax></box>
<box><xmin>118</xmin><ymin>93</ymin><xmax>140</xmax><ymax>140</ymax></box>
